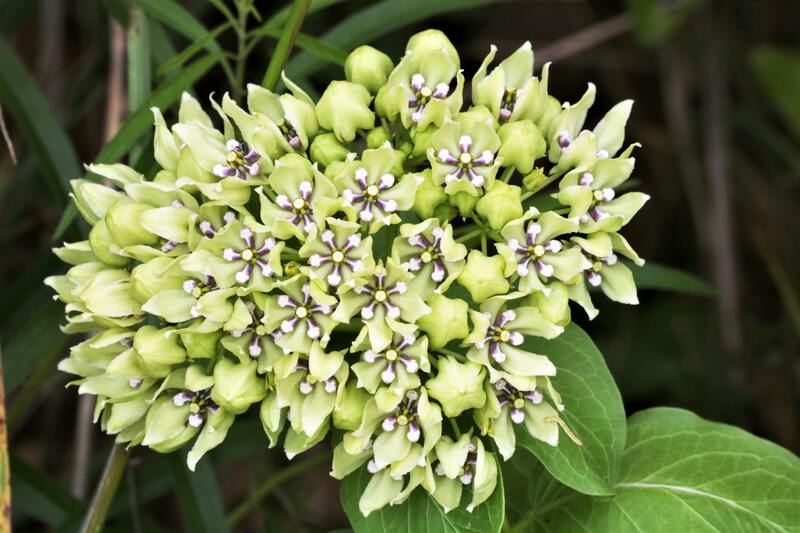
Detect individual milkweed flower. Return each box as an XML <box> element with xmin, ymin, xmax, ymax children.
<box><xmin>392</xmin><ymin>218</ymin><xmax>466</xmax><ymax>293</ymax></box>
<box><xmin>557</xmin><ymin>152</ymin><xmax>650</xmax><ymax>233</ymax></box>
<box><xmin>220</xmin><ymin>299</ymin><xmax>283</xmax><ymax>370</ymax></box>
<box><xmin>191</xmin><ymin>203</ymin><xmax>239</xmax><ymax>243</ymax></box>
<box><xmin>472</xmin><ymin>41</ymin><xmax>540</xmax><ymax>123</ymax></box>
<box><xmin>464</xmin><ymin>293</ymin><xmax>562</xmax><ymax>383</ymax></box>
<box><xmin>425</xmin><ymin>356</ymin><xmax>487</xmax><ymax>417</ymax></box>
<box><xmin>432</xmin><ymin>434</ymin><xmax>498</xmax><ymax>512</ymax></box>
<box><xmin>246</xmin><ymin>75</ymin><xmax>319</xmax><ymax>155</ymax></box>
<box><xmin>357</xmin><ymin>463</ymin><xmax>433</xmax><ymax>517</ymax></box>
<box><xmin>260</xmin><ymin>276</ymin><xmax>339</xmax><ymax>354</ymax></box>
<box><xmin>474</xmin><ymin>376</ymin><xmax>563</xmax><ymax>460</ymax></box>
<box><xmin>257</xmin><ymin>153</ymin><xmax>342</xmax><ymax>240</ymax></box>
<box><xmin>333</xmin><ymin>381</ymin><xmax>372</xmax><ymax>431</ymax></box>
<box><xmin>546</xmin><ymin>83</ymin><xmax>596</xmax><ymax>163</ymax></box>
<box><xmin>143</xmin><ymin>365</ymin><xmax>236</xmax><ymax>470</ymax></box>
<box><xmin>182</xmin><ymin>220</ymin><xmax>284</xmax><ymax>292</ymax></box>
<box><xmin>316</xmin><ymin>80</ymin><xmax>375</xmax><ymax>142</ymax></box>
<box><xmin>376</xmin><ymin>46</ymin><xmax>463</xmax><ymax>129</ymax></box>
<box><xmin>273</xmin><ymin>343</ymin><xmax>348</xmax><ymax>438</ymax></box>
<box><xmin>299</xmin><ymin>217</ymin><xmax>375</xmax><ymax>291</ymax></box>
<box><xmin>72</xmin><ymin>268</ymin><xmax>145</xmax><ymax>328</ymax></box>
<box><xmin>568</xmin><ymin>231</ymin><xmax>644</xmax><ymax>318</ymax></box>
<box><xmin>351</xmin><ymin>331</ymin><xmax>430</xmax><ymax>409</ymax></box>
<box><xmin>496</xmin><ymin>208</ymin><xmax>588</xmax><ymax>294</ymax></box>
<box><xmin>336</xmin><ymin>144</ymin><xmax>421</xmax><ymax>233</ymax></box>
<box><xmin>133</xmin><ymin>325</ymin><xmax>188</xmax><ymax>377</ymax></box>
<box><xmin>429</xmin><ymin>118</ymin><xmax>502</xmax><ymax>197</ymax></box>
<box><xmin>333</xmin><ymin>259</ymin><xmax>431</xmax><ymax>352</ymax></box>
<box><xmin>344</xmin><ymin>389</ymin><xmax>442</xmax><ymax>477</ymax></box>
<box><xmin>456</xmin><ymin>251</ymin><xmax>510</xmax><ymax>303</ymax></box>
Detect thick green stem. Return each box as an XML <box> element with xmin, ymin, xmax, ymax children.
<box><xmin>226</xmin><ymin>450</ymin><xmax>331</xmax><ymax>527</ymax></box>
<box><xmin>80</xmin><ymin>443</ymin><xmax>129</xmax><ymax>533</ymax></box>
<box><xmin>261</xmin><ymin>0</ymin><xmax>311</xmax><ymax>90</ymax></box>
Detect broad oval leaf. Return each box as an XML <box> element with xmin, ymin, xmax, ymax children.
<box><xmin>515</xmin><ymin>323</ymin><xmax>625</xmax><ymax>496</ymax></box>
<box><xmin>341</xmin><ymin>465</ymin><xmax>505</xmax><ymax>533</ymax></box>
<box><xmin>508</xmin><ymin>407</ymin><xmax>800</xmax><ymax>532</ymax></box>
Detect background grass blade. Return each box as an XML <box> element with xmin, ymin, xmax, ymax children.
<box><xmin>53</xmin><ymin>54</ymin><xmax>218</xmax><ymax>239</ymax></box>
<box><xmin>285</xmin><ymin>0</ymin><xmax>500</xmax><ymax>79</ymax></box>
<box><xmin>170</xmin><ymin>454</ymin><xmax>228</xmax><ymax>533</ymax></box>
<box><xmin>630</xmin><ymin>262</ymin><xmax>716</xmax><ymax>297</ymax></box>
<box><xmin>0</xmin><ymin>350</ymin><xmax>10</xmax><ymax>533</ymax></box>
<box><xmin>127</xmin><ymin>7</ymin><xmax>152</xmax><ymax>111</ymax></box>
<box><xmin>0</xmin><ymin>37</ymin><xmax>81</xmax><ymax>207</ymax></box>
<box><xmin>157</xmin><ymin>22</ymin><xmax>232</xmax><ymax>77</ymax></box>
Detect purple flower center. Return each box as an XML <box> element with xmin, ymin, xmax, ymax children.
<box><xmin>407</xmin><ymin>73</ymin><xmax>450</xmax><ymax>123</ymax></box>
<box><xmin>222</xmin><ymin>227</ymin><xmax>277</xmax><ymax>285</ymax></box>
<box><xmin>507</xmin><ymin>222</ymin><xmax>563</xmax><ymax>279</ymax></box>
<box><xmin>213</xmin><ymin>140</ymin><xmax>261</xmax><ymax>179</ymax></box>
<box><xmin>494</xmin><ymin>378</ymin><xmax>543</xmax><ymax>424</ymax></box>
<box><xmin>437</xmin><ymin>134</ymin><xmax>495</xmax><ymax>188</ymax></box>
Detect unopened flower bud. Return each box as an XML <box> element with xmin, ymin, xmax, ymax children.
<box><xmin>416</xmin><ymin>294</ymin><xmax>469</xmax><ymax>349</ymax></box>
<box><xmin>316</xmin><ymin>81</ymin><xmax>375</xmax><ymax>142</ymax></box>
<box><xmin>457</xmin><ymin>251</ymin><xmax>509</xmax><ymax>303</ymax></box>
<box><xmin>497</xmin><ymin>120</ymin><xmax>545</xmax><ymax>174</ymax></box>
<box><xmin>475</xmin><ymin>180</ymin><xmax>523</xmax><ymax>230</ymax></box>
<box><xmin>309</xmin><ymin>133</ymin><xmax>350</xmax><ymax>167</ymax></box>
<box><xmin>425</xmin><ymin>356</ymin><xmax>486</xmax><ymax>417</ymax></box>
<box><xmin>345</xmin><ymin>45</ymin><xmax>394</xmax><ymax>94</ymax></box>
<box><xmin>211</xmin><ymin>358</ymin><xmax>266</xmax><ymax>414</ymax></box>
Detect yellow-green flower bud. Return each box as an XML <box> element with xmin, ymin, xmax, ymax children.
<box><xmin>498</xmin><ymin>119</ymin><xmax>545</xmax><ymax>174</ymax></box>
<box><xmin>105</xmin><ymin>199</ymin><xmax>159</xmax><ymax>248</ymax></box>
<box><xmin>366</xmin><ymin>126</ymin><xmax>392</xmax><ymax>149</ymax></box>
<box><xmin>316</xmin><ymin>81</ymin><xmax>375</xmax><ymax>142</ymax></box>
<box><xmin>457</xmin><ymin>251</ymin><xmax>509</xmax><ymax>303</ymax></box>
<box><xmin>425</xmin><ymin>356</ymin><xmax>486</xmax><ymax>417</ymax></box>
<box><xmin>333</xmin><ymin>381</ymin><xmax>371</xmax><ymax>431</ymax></box>
<box><xmin>134</xmin><ymin>326</ymin><xmax>187</xmax><ymax>376</ymax></box>
<box><xmin>412</xmin><ymin>170</ymin><xmax>447</xmax><ymax>219</ymax></box>
<box><xmin>405</xmin><ymin>30</ymin><xmax>459</xmax><ymax>67</ymax></box>
<box><xmin>309</xmin><ymin>132</ymin><xmax>350</xmax><ymax>168</ymax></box>
<box><xmin>345</xmin><ymin>45</ymin><xmax>394</xmax><ymax>94</ymax></box>
<box><xmin>475</xmin><ymin>180</ymin><xmax>523</xmax><ymax>230</ymax></box>
<box><xmin>211</xmin><ymin>358</ymin><xmax>266</xmax><ymax>414</ymax></box>
<box><xmin>416</xmin><ymin>294</ymin><xmax>469</xmax><ymax>348</ymax></box>
<box><xmin>89</xmin><ymin>220</ymin><xmax>130</xmax><ymax>267</ymax></box>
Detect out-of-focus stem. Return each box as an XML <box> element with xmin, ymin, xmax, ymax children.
<box><xmin>80</xmin><ymin>444</ymin><xmax>129</xmax><ymax>533</ymax></box>
<box><xmin>261</xmin><ymin>0</ymin><xmax>311</xmax><ymax>90</ymax></box>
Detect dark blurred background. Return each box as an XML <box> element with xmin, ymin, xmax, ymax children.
<box><xmin>1</xmin><ymin>0</ymin><xmax>798</xmax><ymax>531</ymax></box>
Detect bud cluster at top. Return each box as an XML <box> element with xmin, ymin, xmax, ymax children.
<box><xmin>48</xmin><ymin>30</ymin><xmax>648</xmax><ymax>516</ymax></box>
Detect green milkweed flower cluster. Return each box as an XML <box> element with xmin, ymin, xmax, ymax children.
<box><xmin>47</xmin><ymin>30</ymin><xmax>648</xmax><ymax>516</ymax></box>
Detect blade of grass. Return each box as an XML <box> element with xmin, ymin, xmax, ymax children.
<box><xmin>0</xmin><ymin>37</ymin><xmax>81</xmax><ymax>207</ymax></box>
<box><xmin>53</xmin><ymin>54</ymin><xmax>218</xmax><ymax>240</ymax></box>
<box><xmin>285</xmin><ymin>0</ymin><xmax>500</xmax><ymax>80</ymax></box>
<box><xmin>80</xmin><ymin>444</ymin><xmax>129</xmax><ymax>533</ymax></box>
<box><xmin>131</xmin><ymin>0</ymin><xmax>236</xmax><ymax>87</ymax></box>
<box><xmin>127</xmin><ymin>7</ymin><xmax>151</xmax><ymax>112</ymax></box>
<box><xmin>259</xmin><ymin>0</ymin><xmax>345</xmax><ymax>32</ymax></box>
<box><xmin>157</xmin><ymin>21</ymin><xmax>232</xmax><ymax>77</ymax></box>
<box><xmin>262</xmin><ymin>0</ymin><xmax>312</xmax><ymax>90</ymax></box>
<box><xmin>170</xmin><ymin>454</ymin><xmax>228</xmax><ymax>533</ymax></box>
<box><xmin>226</xmin><ymin>451</ymin><xmax>331</xmax><ymax>528</ymax></box>
<box><xmin>630</xmin><ymin>262</ymin><xmax>716</xmax><ymax>297</ymax></box>
<box><xmin>10</xmin><ymin>457</ymin><xmax>83</xmax><ymax>527</ymax></box>
<box><xmin>247</xmin><ymin>26</ymin><xmax>347</xmax><ymax>66</ymax></box>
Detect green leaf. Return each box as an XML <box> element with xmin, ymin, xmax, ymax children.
<box><xmin>515</xmin><ymin>324</ymin><xmax>625</xmax><ymax>496</ymax></box>
<box><xmin>750</xmin><ymin>45</ymin><xmax>800</xmax><ymax>142</ymax></box>
<box><xmin>630</xmin><ymin>262</ymin><xmax>715</xmax><ymax>297</ymax></box>
<box><xmin>127</xmin><ymin>7</ymin><xmax>152</xmax><ymax>112</ymax></box>
<box><xmin>0</xmin><ymin>37</ymin><xmax>81</xmax><ymax>207</ymax></box>
<box><xmin>10</xmin><ymin>457</ymin><xmax>83</xmax><ymax>527</ymax></box>
<box><xmin>53</xmin><ymin>54</ymin><xmax>217</xmax><ymax>240</ymax></box>
<box><xmin>341</xmin><ymin>465</ymin><xmax>505</xmax><ymax>533</ymax></box>
<box><xmin>285</xmin><ymin>0</ymin><xmax>498</xmax><ymax>80</ymax></box>
<box><xmin>624</xmin><ymin>0</ymin><xmax>705</xmax><ymax>46</ymax></box>
<box><xmin>509</xmin><ymin>408</ymin><xmax>800</xmax><ymax>532</ymax></box>
<box><xmin>250</xmin><ymin>26</ymin><xmax>348</xmax><ymax>66</ymax></box>
<box><xmin>170</xmin><ymin>453</ymin><xmax>229</xmax><ymax>533</ymax></box>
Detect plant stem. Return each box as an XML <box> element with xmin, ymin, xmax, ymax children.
<box><xmin>456</xmin><ymin>227</ymin><xmax>483</xmax><ymax>243</ymax></box>
<box><xmin>226</xmin><ymin>450</ymin><xmax>331</xmax><ymax>527</ymax></box>
<box><xmin>80</xmin><ymin>443</ymin><xmax>129</xmax><ymax>533</ymax></box>
<box><xmin>261</xmin><ymin>0</ymin><xmax>311</xmax><ymax>90</ymax></box>
<box><xmin>233</xmin><ymin>2</ymin><xmax>250</xmax><ymax>100</ymax></box>
<box><xmin>500</xmin><ymin>166</ymin><xmax>515</xmax><ymax>183</ymax></box>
